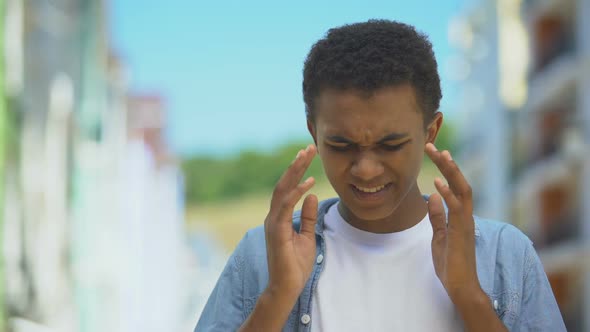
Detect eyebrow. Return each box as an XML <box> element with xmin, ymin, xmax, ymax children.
<box><xmin>326</xmin><ymin>132</ymin><xmax>409</xmax><ymax>144</ymax></box>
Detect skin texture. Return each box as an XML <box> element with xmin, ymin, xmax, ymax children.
<box><xmin>239</xmin><ymin>144</ymin><xmax>319</xmax><ymax>331</ymax></box>
<box><xmin>425</xmin><ymin>144</ymin><xmax>507</xmax><ymax>331</ymax></box>
<box><xmin>239</xmin><ymin>84</ymin><xmax>507</xmax><ymax>332</ymax></box>
<box><xmin>308</xmin><ymin>85</ymin><xmax>438</xmax><ymax>233</ymax></box>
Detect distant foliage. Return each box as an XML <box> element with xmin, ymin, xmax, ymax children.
<box><xmin>424</xmin><ymin>121</ymin><xmax>457</xmax><ymax>165</ymax></box>
<box><xmin>183</xmin><ymin>122</ymin><xmax>456</xmax><ymax>204</ymax></box>
<box><xmin>433</xmin><ymin>121</ymin><xmax>456</xmax><ymax>154</ymax></box>
<box><xmin>182</xmin><ymin>142</ymin><xmax>325</xmax><ymax>204</ymax></box>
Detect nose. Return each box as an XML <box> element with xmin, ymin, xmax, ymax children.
<box><xmin>350</xmin><ymin>151</ymin><xmax>384</xmax><ymax>181</ymax></box>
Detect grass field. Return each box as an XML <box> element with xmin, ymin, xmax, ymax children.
<box><xmin>186</xmin><ymin>162</ymin><xmax>442</xmax><ymax>252</ymax></box>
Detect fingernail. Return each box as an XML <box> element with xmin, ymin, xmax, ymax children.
<box><xmin>306</xmin><ymin>145</ymin><xmax>312</xmax><ymax>152</ymax></box>
<box><xmin>434</xmin><ymin>177</ymin><xmax>444</xmax><ymax>187</ymax></box>
<box><xmin>429</xmin><ymin>143</ymin><xmax>438</xmax><ymax>152</ymax></box>
<box><xmin>295</xmin><ymin>150</ymin><xmax>302</xmax><ymax>160</ymax></box>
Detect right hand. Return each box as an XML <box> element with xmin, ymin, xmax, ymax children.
<box><xmin>264</xmin><ymin>144</ymin><xmax>318</xmax><ymax>299</ymax></box>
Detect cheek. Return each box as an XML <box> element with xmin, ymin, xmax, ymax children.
<box><xmin>406</xmin><ymin>143</ymin><xmax>425</xmax><ymax>163</ymax></box>
<box><xmin>390</xmin><ymin>146</ymin><xmax>424</xmax><ymax>177</ymax></box>
<box><xmin>406</xmin><ymin>148</ymin><xmax>425</xmax><ymax>179</ymax></box>
<box><xmin>319</xmin><ymin>151</ymin><xmax>347</xmax><ymax>173</ymax></box>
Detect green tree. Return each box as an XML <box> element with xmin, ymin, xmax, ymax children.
<box><xmin>182</xmin><ymin>142</ymin><xmax>325</xmax><ymax>204</ymax></box>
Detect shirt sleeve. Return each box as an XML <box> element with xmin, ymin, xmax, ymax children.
<box><xmin>514</xmin><ymin>242</ymin><xmax>567</xmax><ymax>331</ymax></box>
<box><xmin>194</xmin><ymin>233</ymin><xmax>250</xmax><ymax>332</ymax></box>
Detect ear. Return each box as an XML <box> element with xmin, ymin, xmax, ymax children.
<box><xmin>307</xmin><ymin>119</ymin><xmax>318</xmax><ymax>147</ymax></box>
<box><xmin>425</xmin><ymin>112</ymin><xmax>443</xmax><ymax>144</ymax></box>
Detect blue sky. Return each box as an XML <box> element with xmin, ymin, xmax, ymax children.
<box><xmin>111</xmin><ymin>1</ymin><xmax>465</xmax><ymax>157</ymax></box>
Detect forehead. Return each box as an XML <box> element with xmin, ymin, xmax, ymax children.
<box><xmin>314</xmin><ymin>84</ymin><xmax>423</xmax><ymax>138</ymax></box>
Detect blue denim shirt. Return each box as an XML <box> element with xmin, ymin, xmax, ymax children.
<box><xmin>195</xmin><ymin>198</ymin><xmax>566</xmax><ymax>331</ymax></box>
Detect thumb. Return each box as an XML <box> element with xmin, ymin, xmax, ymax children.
<box><xmin>299</xmin><ymin>194</ymin><xmax>318</xmax><ymax>240</ymax></box>
<box><xmin>428</xmin><ymin>193</ymin><xmax>447</xmax><ymax>241</ymax></box>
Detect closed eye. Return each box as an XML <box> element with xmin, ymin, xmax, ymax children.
<box><xmin>381</xmin><ymin>141</ymin><xmax>410</xmax><ymax>151</ymax></box>
<box><xmin>327</xmin><ymin>144</ymin><xmax>352</xmax><ymax>152</ymax></box>
<box><xmin>326</xmin><ymin>141</ymin><xmax>410</xmax><ymax>152</ymax></box>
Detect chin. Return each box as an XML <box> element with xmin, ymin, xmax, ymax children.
<box><xmin>340</xmin><ymin>197</ymin><xmax>399</xmax><ymax>222</ymax></box>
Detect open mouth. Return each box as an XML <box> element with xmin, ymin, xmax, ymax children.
<box><xmin>352</xmin><ymin>184</ymin><xmax>387</xmax><ymax>193</ymax></box>
<box><xmin>350</xmin><ymin>182</ymin><xmax>392</xmax><ymax>200</ymax></box>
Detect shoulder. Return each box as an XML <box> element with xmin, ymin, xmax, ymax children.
<box><xmin>232</xmin><ymin>225</ymin><xmax>267</xmax><ymax>260</ymax></box>
<box><xmin>474</xmin><ymin>216</ymin><xmax>537</xmax><ymax>277</ymax></box>
<box><xmin>474</xmin><ymin>217</ymin><xmax>566</xmax><ymax>330</ymax></box>
<box><xmin>474</xmin><ymin>216</ymin><xmax>533</xmax><ymax>252</ymax></box>
<box><xmin>473</xmin><ymin>216</ymin><xmax>538</xmax><ymax>293</ymax></box>
<box><xmin>474</xmin><ymin>217</ymin><xmax>536</xmax><ymax>324</ymax></box>
<box><xmin>473</xmin><ymin>216</ymin><xmax>537</xmax><ymax>288</ymax></box>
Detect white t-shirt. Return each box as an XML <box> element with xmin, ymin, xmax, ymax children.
<box><xmin>311</xmin><ymin>203</ymin><xmax>463</xmax><ymax>331</ymax></box>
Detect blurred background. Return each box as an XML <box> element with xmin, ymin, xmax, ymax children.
<box><xmin>0</xmin><ymin>0</ymin><xmax>588</xmax><ymax>331</ymax></box>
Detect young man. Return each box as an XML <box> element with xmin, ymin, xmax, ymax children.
<box><xmin>195</xmin><ymin>20</ymin><xmax>565</xmax><ymax>331</ymax></box>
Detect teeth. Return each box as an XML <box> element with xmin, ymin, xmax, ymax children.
<box><xmin>355</xmin><ymin>184</ymin><xmax>386</xmax><ymax>193</ymax></box>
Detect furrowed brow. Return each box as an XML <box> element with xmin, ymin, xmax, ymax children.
<box><xmin>377</xmin><ymin>133</ymin><xmax>409</xmax><ymax>144</ymax></box>
<box><xmin>326</xmin><ymin>136</ymin><xmax>353</xmax><ymax>144</ymax></box>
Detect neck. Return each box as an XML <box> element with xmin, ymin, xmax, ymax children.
<box><xmin>338</xmin><ymin>183</ymin><xmax>428</xmax><ymax>233</ymax></box>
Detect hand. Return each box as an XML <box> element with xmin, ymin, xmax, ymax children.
<box><xmin>264</xmin><ymin>144</ymin><xmax>318</xmax><ymax>299</ymax></box>
<box><xmin>239</xmin><ymin>146</ymin><xmax>318</xmax><ymax>332</ymax></box>
<box><xmin>424</xmin><ymin>143</ymin><xmax>482</xmax><ymax>302</ymax></box>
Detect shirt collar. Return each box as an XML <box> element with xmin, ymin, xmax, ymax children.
<box><xmin>314</xmin><ymin>196</ymin><xmax>481</xmax><ymax>238</ymax></box>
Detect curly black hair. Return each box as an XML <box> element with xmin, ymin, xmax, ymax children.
<box><xmin>303</xmin><ymin>19</ymin><xmax>442</xmax><ymax>126</ymax></box>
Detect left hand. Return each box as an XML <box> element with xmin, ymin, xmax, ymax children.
<box><xmin>424</xmin><ymin>143</ymin><xmax>483</xmax><ymax>303</ymax></box>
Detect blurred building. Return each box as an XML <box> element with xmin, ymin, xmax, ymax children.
<box><xmin>0</xmin><ymin>0</ymin><xmax>7</xmax><ymax>328</ymax></box>
<box><xmin>1</xmin><ymin>1</ymin><xmax>188</xmax><ymax>331</ymax></box>
<box><xmin>453</xmin><ymin>0</ymin><xmax>590</xmax><ymax>330</ymax></box>
<box><xmin>121</xmin><ymin>94</ymin><xmax>185</xmax><ymax>332</ymax></box>
<box><xmin>3</xmin><ymin>1</ymin><xmax>82</xmax><ymax>330</ymax></box>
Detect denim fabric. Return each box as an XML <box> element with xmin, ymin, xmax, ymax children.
<box><xmin>195</xmin><ymin>198</ymin><xmax>566</xmax><ymax>331</ymax></box>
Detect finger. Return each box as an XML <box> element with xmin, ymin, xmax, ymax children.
<box><xmin>285</xmin><ymin>145</ymin><xmax>316</xmax><ymax>184</ymax></box>
<box><xmin>427</xmin><ymin>192</ymin><xmax>447</xmax><ymax>240</ymax></box>
<box><xmin>434</xmin><ymin>177</ymin><xmax>462</xmax><ymax>212</ymax></box>
<box><xmin>425</xmin><ymin>144</ymin><xmax>469</xmax><ymax>195</ymax></box>
<box><xmin>434</xmin><ymin>178</ymin><xmax>476</xmax><ymax>234</ymax></box>
<box><xmin>272</xmin><ymin>148</ymin><xmax>304</xmax><ymax>205</ymax></box>
<box><xmin>277</xmin><ymin>176</ymin><xmax>316</xmax><ymax>223</ymax></box>
<box><xmin>293</xmin><ymin>144</ymin><xmax>317</xmax><ymax>184</ymax></box>
<box><xmin>271</xmin><ymin>145</ymin><xmax>317</xmax><ymax>208</ymax></box>
<box><xmin>425</xmin><ymin>143</ymin><xmax>473</xmax><ymax>206</ymax></box>
<box><xmin>299</xmin><ymin>194</ymin><xmax>318</xmax><ymax>240</ymax></box>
